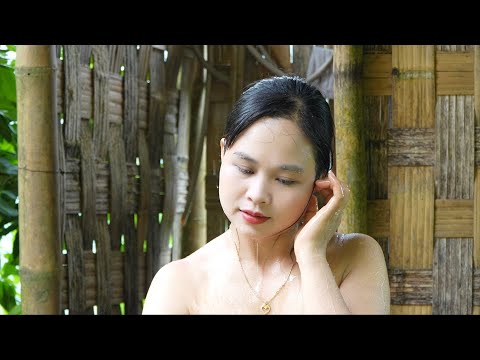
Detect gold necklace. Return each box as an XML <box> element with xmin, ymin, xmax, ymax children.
<box><xmin>231</xmin><ymin>227</ymin><xmax>296</xmax><ymax>315</ymax></box>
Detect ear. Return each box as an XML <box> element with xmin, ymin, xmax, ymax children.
<box><xmin>220</xmin><ymin>138</ymin><xmax>226</xmax><ymax>161</ymax></box>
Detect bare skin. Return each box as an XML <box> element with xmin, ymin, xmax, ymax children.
<box><xmin>143</xmin><ymin>118</ymin><xmax>390</xmax><ymax>314</ymax></box>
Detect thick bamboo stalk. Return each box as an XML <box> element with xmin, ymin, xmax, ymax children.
<box><xmin>172</xmin><ymin>49</ymin><xmax>196</xmax><ymax>260</ymax></box>
<box><xmin>158</xmin><ymin>45</ymin><xmax>184</xmax><ymax>268</ymax></box>
<box><xmin>333</xmin><ymin>45</ymin><xmax>367</xmax><ymax>234</ymax></box>
<box><xmin>17</xmin><ymin>45</ymin><xmax>61</xmax><ymax>314</ymax></box>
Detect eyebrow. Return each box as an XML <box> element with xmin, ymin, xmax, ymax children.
<box><xmin>233</xmin><ymin>151</ymin><xmax>304</xmax><ymax>174</ymax></box>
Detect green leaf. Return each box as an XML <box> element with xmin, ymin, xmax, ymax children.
<box><xmin>0</xmin><ymin>197</ymin><xmax>17</xmax><ymax>217</ymax></box>
<box><xmin>0</xmin><ymin>112</ymin><xmax>17</xmax><ymax>141</ymax></box>
<box><xmin>1</xmin><ymin>190</ymin><xmax>17</xmax><ymax>201</ymax></box>
<box><xmin>8</xmin><ymin>303</ymin><xmax>21</xmax><ymax>315</ymax></box>
<box><xmin>0</xmin><ymin>223</ymin><xmax>15</xmax><ymax>237</ymax></box>
<box><xmin>0</xmin><ymin>65</ymin><xmax>16</xmax><ymax>110</ymax></box>
<box><xmin>2</xmin><ymin>263</ymin><xmax>16</xmax><ymax>277</ymax></box>
<box><xmin>0</xmin><ymin>157</ymin><xmax>17</xmax><ymax>175</ymax></box>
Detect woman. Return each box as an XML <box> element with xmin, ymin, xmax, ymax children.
<box><xmin>143</xmin><ymin>76</ymin><xmax>390</xmax><ymax>314</ymax></box>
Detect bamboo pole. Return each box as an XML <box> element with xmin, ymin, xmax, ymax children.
<box><xmin>158</xmin><ymin>45</ymin><xmax>184</xmax><ymax>268</ymax></box>
<box><xmin>333</xmin><ymin>45</ymin><xmax>367</xmax><ymax>234</ymax></box>
<box><xmin>172</xmin><ymin>48</ymin><xmax>196</xmax><ymax>260</ymax></box>
<box><xmin>17</xmin><ymin>45</ymin><xmax>60</xmax><ymax>314</ymax></box>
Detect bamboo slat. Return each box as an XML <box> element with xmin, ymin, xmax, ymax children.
<box><xmin>61</xmin><ymin>46</ymin><xmax>87</xmax><ymax>314</ymax></box>
<box><xmin>363</xmin><ymin>52</ymin><xmax>474</xmax><ymax>96</ymax></box>
<box><xmin>434</xmin><ymin>200</ymin><xmax>474</xmax><ymax>237</ymax></box>
<box><xmin>435</xmin><ymin>96</ymin><xmax>475</xmax><ymax>198</ymax></box>
<box><xmin>387</xmin><ymin>128</ymin><xmax>435</xmax><ymax>166</ymax></box>
<box><xmin>57</xmin><ymin>66</ymin><xmax>148</xmax><ymax>129</ymax></box>
<box><xmin>389</xmin><ymin>47</ymin><xmax>435</xmax><ymax>314</ymax></box>
<box><xmin>121</xmin><ymin>45</ymin><xmax>143</xmax><ymax>314</ymax></box>
<box><xmin>389</xmin><ymin>269</ymin><xmax>432</xmax><ymax>305</ymax></box>
<box><xmin>367</xmin><ymin>200</ymin><xmax>389</xmax><ymax>238</ymax></box>
<box><xmin>365</xmin><ymin>96</ymin><xmax>390</xmax><ymax>200</ymax></box>
<box><xmin>145</xmin><ymin>47</ymin><xmax>165</xmax><ymax>283</ymax></box>
<box><xmin>79</xmin><ymin>121</ymin><xmax>96</xmax><ymax>251</ymax></box>
<box><xmin>475</xmin><ymin>46</ymin><xmax>480</xmax><ymax>272</ymax></box>
<box><xmin>433</xmin><ymin>69</ymin><xmax>475</xmax><ymax>314</ymax></box>
<box><xmin>61</xmin><ymin>251</ymin><xmax>147</xmax><ymax>309</ymax></box>
<box><xmin>368</xmin><ymin>199</ymin><xmax>475</xmax><ymax>239</ymax></box>
<box><xmin>433</xmin><ymin>238</ymin><xmax>473</xmax><ymax>314</ymax></box>
<box><xmin>91</xmin><ymin>45</ymin><xmax>113</xmax><ymax>314</ymax></box>
<box><xmin>206</xmin><ymin>46</ymin><xmax>230</xmax><ymax>241</ymax></box>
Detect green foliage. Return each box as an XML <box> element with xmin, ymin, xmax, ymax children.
<box><xmin>0</xmin><ymin>44</ymin><xmax>20</xmax><ymax>314</ymax></box>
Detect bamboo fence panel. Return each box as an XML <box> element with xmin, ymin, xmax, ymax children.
<box><xmin>364</xmin><ymin>44</ymin><xmax>391</xmax><ymax>264</ymax></box>
<box><xmin>206</xmin><ymin>46</ymin><xmax>231</xmax><ymax>241</ymax></box>
<box><xmin>121</xmin><ymin>45</ymin><xmax>141</xmax><ymax>314</ymax></box>
<box><xmin>433</xmin><ymin>45</ymin><xmax>475</xmax><ymax>314</ymax></box>
<box><xmin>474</xmin><ymin>46</ymin><xmax>480</xmax><ymax>315</ymax></box>
<box><xmin>60</xmin><ymin>45</ymin><xmax>86</xmax><ymax>314</ymax></box>
<box><xmin>58</xmin><ymin>45</ymin><xmax>167</xmax><ymax>314</ymax></box>
<box><xmin>145</xmin><ymin>46</ymin><xmax>166</xmax><ymax>285</ymax></box>
<box><xmin>363</xmin><ymin>45</ymin><xmax>479</xmax><ymax>313</ymax></box>
<box><xmin>53</xmin><ymin>44</ymin><xmax>480</xmax><ymax>314</ymax></box>
<box><xmin>389</xmin><ymin>46</ymin><xmax>436</xmax><ymax>315</ymax></box>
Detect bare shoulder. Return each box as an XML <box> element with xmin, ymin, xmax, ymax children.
<box><xmin>331</xmin><ymin>232</ymin><xmax>385</xmax><ymax>268</ymax></box>
<box><xmin>142</xmin><ymin>234</ymin><xmax>228</xmax><ymax>314</ymax></box>
<box><xmin>142</xmin><ymin>258</ymin><xmax>193</xmax><ymax>314</ymax></box>
<box><xmin>331</xmin><ymin>233</ymin><xmax>390</xmax><ymax>314</ymax></box>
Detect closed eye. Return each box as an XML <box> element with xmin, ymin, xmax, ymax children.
<box><xmin>277</xmin><ymin>178</ymin><xmax>295</xmax><ymax>186</ymax></box>
<box><xmin>236</xmin><ymin>166</ymin><xmax>254</xmax><ymax>175</ymax></box>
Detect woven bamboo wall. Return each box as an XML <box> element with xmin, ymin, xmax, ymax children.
<box><xmin>364</xmin><ymin>45</ymin><xmax>479</xmax><ymax>314</ymax></box>
<box><xmin>56</xmin><ymin>45</ymin><xmax>167</xmax><ymax>314</ymax></box>
<box><xmin>55</xmin><ymin>45</ymin><xmax>479</xmax><ymax>314</ymax></box>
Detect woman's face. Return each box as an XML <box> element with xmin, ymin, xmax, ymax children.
<box><xmin>219</xmin><ymin>117</ymin><xmax>317</xmax><ymax>238</ymax></box>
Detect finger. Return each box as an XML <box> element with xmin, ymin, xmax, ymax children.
<box><xmin>314</xmin><ymin>179</ymin><xmax>333</xmax><ymax>202</ymax></box>
<box><xmin>324</xmin><ymin>171</ymin><xmax>350</xmax><ymax>212</ymax></box>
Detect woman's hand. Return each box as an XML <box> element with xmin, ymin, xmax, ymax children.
<box><xmin>293</xmin><ymin>171</ymin><xmax>350</xmax><ymax>263</ymax></box>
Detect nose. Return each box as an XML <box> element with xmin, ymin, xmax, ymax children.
<box><xmin>246</xmin><ymin>175</ymin><xmax>271</xmax><ymax>205</ymax></box>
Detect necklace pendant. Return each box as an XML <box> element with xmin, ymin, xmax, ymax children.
<box><xmin>261</xmin><ymin>303</ymin><xmax>271</xmax><ymax>314</ymax></box>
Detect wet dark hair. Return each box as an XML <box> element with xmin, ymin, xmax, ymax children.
<box><xmin>223</xmin><ymin>76</ymin><xmax>334</xmax><ymax>179</ymax></box>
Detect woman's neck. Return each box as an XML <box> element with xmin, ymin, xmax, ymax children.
<box><xmin>229</xmin><ymin>224</ymin><xmax>297</xmax><ymax>270</ymax></box>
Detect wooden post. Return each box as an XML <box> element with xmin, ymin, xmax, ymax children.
<box><xmin>17</xmin><ymin>45</ymin><xmax>61</xmax><ymax>314</ymax></box>
<box><xmin>333</xmin><ymin>45</ymin><xmax>367</xmax><ymax>234</ymax></box>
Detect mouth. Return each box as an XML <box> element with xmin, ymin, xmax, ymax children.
<box><xmin>240</xmin><ymin>209</ymin><xmax>270</xmax><ymax>224</ymax></box>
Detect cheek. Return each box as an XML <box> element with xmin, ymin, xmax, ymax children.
<box><xmin>277</xmin><ymin>189</ymin><xmax>312</xmax><ymax>220</ymax></box>
<box><xmin>218</xmin><ymin>165</ymin><xmax>240</xmax><ymax>212</ymax></box>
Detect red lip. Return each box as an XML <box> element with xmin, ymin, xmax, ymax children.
<box><xmin>241</xmin><ymin>210</ymin><xmax>270</xmax><ymax>224</ymax></box>
<box><xmin>242</xmin><ymin>210</ymin><xmax>267</xmax><ymax>217</ymax></box>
